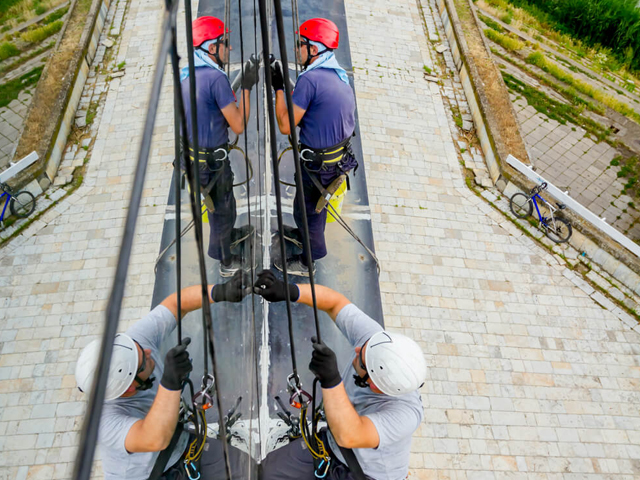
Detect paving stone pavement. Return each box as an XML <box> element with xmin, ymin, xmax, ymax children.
<box><xmin>510</xmin><ymin>95</ymin><xmax>640</xmax><ymax>237</ymax></box>
<box><xmin>1</xmin><ymin>0</ymin><xmax>640</xmax><ymax>479</ymax></box>
<box><xmin>0</xmin><ymin>93</ymin><xmax>33</xmax><ymax>172</ymax></box>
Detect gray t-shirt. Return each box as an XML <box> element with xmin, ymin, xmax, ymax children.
<box><xmin>326</xmin><ymin>304</ymin><xmax>424</xmax><ymax>480</ymax></box>
<box><xmin>98</xmin><ymin>305</ymin><xmax>189</xmax><ymax>480</ymax></box>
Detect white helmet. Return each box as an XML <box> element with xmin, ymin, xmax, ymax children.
<box><xmin>75</xmin><ymin>334</ymin><xmax>140</xmax><ymax>401</ymax></box>
<box><xmin>364</xmin><ymin>331</ymin><xmax>427</xmax><ymax>396</ymax></box>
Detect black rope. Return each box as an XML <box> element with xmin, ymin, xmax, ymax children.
<box><xmin>176</xmin><ymin>1</ymin><xmax>231</xmax><ymax>478</ymax></box>
<box><xmin>172</xmin><ymin>23</ymin><xmax>182</xmax><ymax>342</ymax></box>
<box><xmin>257</xmin><ymin>0</ymin><xmax>300</xmax><ymax>383</ymax></box>
<box><xmin>272</xmin><ymin>0</ymin><xmax>322</xmax><ymax>344</ymax></box>
<box><xmin>71</xmin><ymin>2</ymin><xmax>180</xmax><ymax>479</ymax></box>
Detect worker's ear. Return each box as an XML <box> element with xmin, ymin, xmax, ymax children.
<box><xmin>310</xmin><ymin>44</ymin><xmax>319</xmax><ymax>56</ymax></box>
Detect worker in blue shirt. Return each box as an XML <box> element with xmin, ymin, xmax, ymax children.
<box><xmin>270</xmin><ymin>18</ymin><xmax>357</xmax><ymax>277</ymax></box>
<box><xmin>181</xmin><ymin>16</ymin><xmax>258</xmax><ymax>277</ymax></box>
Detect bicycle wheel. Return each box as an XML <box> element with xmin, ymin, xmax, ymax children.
<box><xmin>510</xmin><ymin>193</ymin><xmax>532</xmax><ymax>218</ymax></box>
<box><xmin>545</xmin><ymin>216</ymin><xmax>572</xmax><ymax>243</ymax></box>
<box><xmin>10</xmin><ymin>191</ymin><xmax>36</xmax><ymax>218</ymax></box>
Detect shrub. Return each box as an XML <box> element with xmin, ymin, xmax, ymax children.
<box><xmin>20</xmin><ymin>19</ymin><xmax>62</xmax><ymax>43</ymax></box>
<box><xmin>0</xmin><ymin>41</ymin><xmax>19</xmax><ymax>61</ymax></box>
<box><xmin>484</xmin><ymin>28</ymin><xmax>524</xmax><ymax>51</ymax></box>
<box><xmin>505</xmin><ymin>0</ymin><xmax>640</xmax><ymax>72</ymax></box>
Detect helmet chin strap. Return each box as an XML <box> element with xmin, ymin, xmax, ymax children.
<box><xmin>198</xmin><ymin>39</ymin><xmax>225</xmax><ymax>69</ymax></box>
<box><xmin>302</xmin><ymin>39</ymin><xmax>329</xmax><ymax>71</ymax></box>
<box><xmin>134</xmin><ymin>374</ymin><xmax>155</xmax><ymax>391</ymax></box>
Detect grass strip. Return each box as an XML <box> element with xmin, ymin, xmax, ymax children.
<box><xmin>526</xmin><ymin>52</ymin><xmax>640</xmax><ymax>124</ymax></box>
<box><xmin>0</xmin><ymin>41</ymin><xmax>53</xmax><ymax>74</ymax></box>
<box><xmin>20</xmin><ymin>19</ymin><xmax>62</xmax><ymax>43</ymax></box>
<box><xmin>0</xmin><ymin>65</ymin><xmax>43</xmax><ymax>108</ymax></box>
<box><xmin>0</xmin><ymin>41</ymin><xmax>19</xmax><ymax>61</ymax></box>
<box><xmin>484</xmin><ymin>28</ymin><xmax>524</xmax><ymax>51</ymax></box>
<box><xmin>477</xmin><ymin>12</ymin><xmax>504</xmax><ymax>33</ymax></box>
<box><xmin>502</xmin><ymin>71</ymin><xmax>610</xmax><ymax>141</ymax></box>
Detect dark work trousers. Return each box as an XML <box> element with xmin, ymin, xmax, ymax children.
<box><xmin>161</xmin><ymin>437</ymin><xmax>255</xmax><ymax>480</ymax></box>
<box><xmin>294</xmin><ymin>153</ymin><xmax>357</xmax><ymax>263</ymax></box>
<box><xmin>260</xmin><ymin>431</ymin><xmax>373</xmax><ymax>480</ymax></box>
<box><xmin>198</xmin><ymin>160</ymin><xmax>236</xmax><ymax>262</ymax></box>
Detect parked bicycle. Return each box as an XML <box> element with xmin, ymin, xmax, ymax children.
<box><xmin>509</xmin><ymin>182</ymin><xmax>572</xmax><ymax>243</ymax></box>
<box><xmin>0</xmin><ymin>181</ymin><xmax>36</xmax><ymax>226</ymax></box>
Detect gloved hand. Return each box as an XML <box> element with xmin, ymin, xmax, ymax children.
<box><xmin>309</xmin><ymin>337</ymin><xmax>342</xmax><ymax>389</ymax></box>
<box><xmin>241</xmin><ymin>54</ymin><xmax>259</xmax><ymax>90</ymax></box>
<box><xmin>161</xmin><ymin>337</ymin><xmax>192</xmax><ymax>391</ymax></box>
<box><xmin>211</xmin><ymin>270</ymin><xmax>251</xmax><ymax>303</ymax></box>
<box><xmin>270</xmin><ymin>57</ymin><xmax>285</xmax><ymax>91</ymax></box>
<box><xmin>253</xmin><ymin>269</ymin><xmax>299</xmax><ymax>302</ymax></box>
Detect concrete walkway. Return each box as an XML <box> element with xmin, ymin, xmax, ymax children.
<box><xmin>1</xmin><ymin>0</ymin><xmax>640</xmax><ymax>479</ymax></box>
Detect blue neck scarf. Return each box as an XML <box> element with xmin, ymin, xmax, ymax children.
<box><xmin>300</xmin><ymin>40</ymin><xmax>349</xmax><ymax>85</ymax></box>
<box><xmin>180</xmin><ymin>40</ymin><xmax>227</xmax><ymax>81</ymax></box>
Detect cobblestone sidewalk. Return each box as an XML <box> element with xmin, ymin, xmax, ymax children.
<box><xmin>0</xmin><ymin>92</ymin><xmax>33</xmax><ymax>171</ymax></box>
<box><xmin>0</xmin><ymin>0</ymin><xmax>639</xmax><ymax>479</ymax></box>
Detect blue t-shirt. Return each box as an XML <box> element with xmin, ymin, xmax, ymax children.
<box><xmin>292</xmin><ymin>69</ymin><xmax>356</xmax><ymax>149</ymax></box>
<box><xmin>181</xmin><ymin>68</ymin><xmax>236</xmax><ymax>149</ymax></box>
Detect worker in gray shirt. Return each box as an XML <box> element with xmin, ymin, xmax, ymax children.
<box><xmin>75</xmin><ymin>271</ymin><xmax>251</xmax><ymax>480</ymax></box>
<box><xmin>254</xmin><ymin>270</ymin><xmax>427</xmax><ymax>480</ymax></box>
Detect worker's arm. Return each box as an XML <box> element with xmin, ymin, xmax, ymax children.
<box><xmin>253</xmin><ymin>270</ymin><xmax>351</xmax><ymax>320</ymax></box>
<box><xmin>295</xmin><ymin>283</ymin><xmax>350</xmax><ymax>321</ymax></box>
<box><xmin>125</xmin><ymin>339</ymin><xmax>193</xmax><ymax>452</ymax></box>
<box><xmin>221</xmin><ymin>89</ymin><xmax>251</xmax><ymax>135</ymax></box>
<box><xmin>124</xmin><ymin>386</ymin><xmax>182</xmax><ymax>452</ymax></box>
<box><xmin>161</xmin><ymin>270</ymin><xmax>250</xmax><ymax>320</ymax></box>
<box><xmin>275</xmin><ymin>90</ymin><xmax>306</xmax><ymax>135</ymax></box>
<box><xmin>309</xmin><ymin>340</ymin><xmax>379</xmax><ymax>448</ymax></box>
<box><xmin>322</xmin><ymin>383</ymin><xmax>380</xmax><ymax>448</ymax></box>
<box><xmin>160</xmin><ymin>284</ymin><xmax>214</xmax><ymax>320</ymax></box>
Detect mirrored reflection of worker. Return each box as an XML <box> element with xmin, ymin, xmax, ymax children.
<box><xmin>181</xmin><ymin>16</ymin><xmax>258</xmax><ymax>277</ymax></box>
<box><xmin>254</xmin><ymin>270</ymin><xmax>427</xmax><ymax>480</ymax></box>
<box><xmin>74</xmin><ymin>272</ymin><xmax>253</xmax><ymax>480</ymax></box>
<box><xmin>270</xmin><ymin>18</ymin><xmax>357</xmax><ymax>276</ymax></box>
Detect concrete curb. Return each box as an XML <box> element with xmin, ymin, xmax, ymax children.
<box><xmin>11</xmin><ymin>0</ymin><xmax>113</xmax><ymax>189</ymax></box>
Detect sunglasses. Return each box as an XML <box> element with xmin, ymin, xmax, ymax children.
<box><xmin>296</xmin><ymin>38</ymin><xmax>311</xmax><ymax>49</ymax></box>
<box><xmin>132</xmin><ymin>339</ymin><xmax>155</xmax><ymax>391</ymax></box>
<box><xmin>353</xmin><ymin>344</ymin><xmax>370</xmax><ymax>389</ymax></box>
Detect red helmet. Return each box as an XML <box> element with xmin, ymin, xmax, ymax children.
<box><xmin>297</xmin><ymin>18</ymin><xmax>339</xmax><ymax>49</ymax></box>
<box><xmin>192</xmin><ymin>16</ymin><xmax>226</xmax><ymax>47</ymax></box>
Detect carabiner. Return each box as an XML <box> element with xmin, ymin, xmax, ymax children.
<box><xmin>201</xmin><ymin>373</ymin><xmax>215</xmax><ymax>393</ymax></box>
<box><xmin>184</xmin><ymin>461</ymin><xmax>201</xmax><ymax>480</ymax></box>
<box><xmin>314</xmin><ymin>458</ymin><xmax>331</xmax><ymax>479</ymax></box>
<box><xmin>287</xmin><ymin>373</ymin><xmax>312</xmax><ymax>409</ymax></box>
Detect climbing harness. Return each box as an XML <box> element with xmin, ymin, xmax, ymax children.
<box><xmin>153</xmin><ymin>139</ymin><xmax>255</xmax><ymax>273</ymax></box>
<box><xmin>276</xmin><ymin>138</ymin><xmax>381</xmax><ymax>275</ymax></box>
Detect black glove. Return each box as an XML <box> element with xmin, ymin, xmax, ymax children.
<box><xmin>241</xmin><ymin>54</ymin><xmax>259</xmax><ymax>90</ymax></box>
<box><xmin>270</xmin><ymin>58</ymin><xmax>285</xmax><ymax>91</ymax></box>
<box><xmin>211</xmin><ymin>270</ymin><xmax>251</xmax><ymax>303</ymax></box>
<box><xmin>253</xmin><ymin>269</ymin><xmax>299</xmax><ymax>302</ymax></box>
<box><xmin>309</xmin><ymin>337</ymin><xmax>342</xmax><ymax>389</ymax></box>
<box><xmin>161</xmin><ymin>337</ymin><xmax>192</xmax><ymax>391</ymax></box>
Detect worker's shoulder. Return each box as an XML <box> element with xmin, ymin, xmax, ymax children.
<box><xmin>196</xmin><ymin>67</ymin><xmax>230</xmax><ymax>85</ymax></box>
